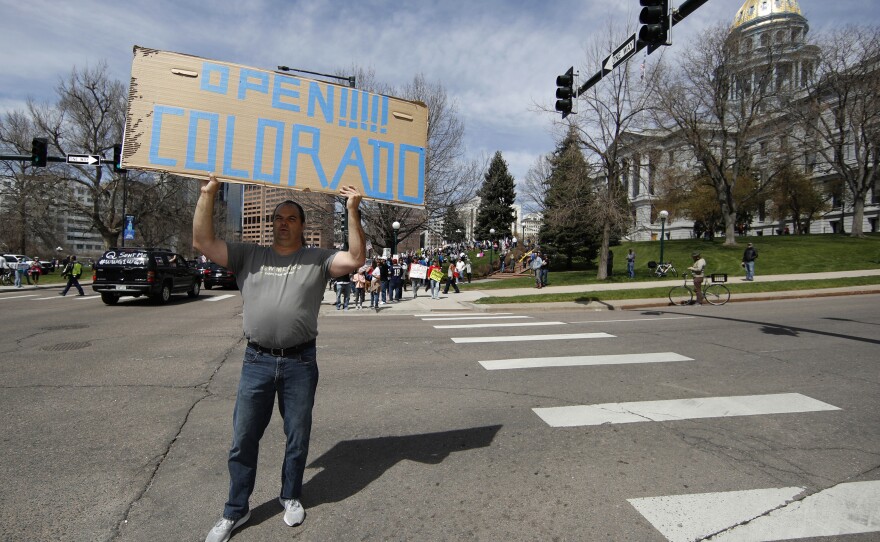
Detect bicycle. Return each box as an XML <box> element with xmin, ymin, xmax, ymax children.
<box><xmin>668</xmin><ymin>272</ymin><xmax>730</xmax><ymax>306</ymax></box>
<box><xmin>0</xmin><ymin>269</ymin><xmax>14</xmax><ymax>286</ymax></box>
<box><xmin>654</xmin><ymin>261</ymin><xmax>677</xmax><ymax>277</ymax></box>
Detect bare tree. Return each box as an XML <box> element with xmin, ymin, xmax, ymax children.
<box><xmin>570</xmin><ymin>23</ymin><xmax>663</xmax><ymax>279</ymax></box>
<box><xmin>785</xmin><ymin>25</ymin><xmax>880</xmax><ymax>237</ymax></box>
<box><xmin>654</xmin><ymin>23</ymin><xmax>783</xmax><ymax>245</ymax></box>
<box><xmin>20</xmin><ymin>62</ymin><xmax>196</xmax><ymax>252</ymax></box>
<box><xmin>0</xmin><ymin>110</ymin><xmax>65</xmax><ymax>254</ymax></box>
<box><xmin>353</xmin><ymin>73</ymin><xmax>478</xmax><ymax>251</ymax></box>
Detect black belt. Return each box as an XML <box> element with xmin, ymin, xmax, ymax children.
<box><xmin>247</xmin><ymin>338</ymin><xmax>316</xmax><ymax>357</ymax></box>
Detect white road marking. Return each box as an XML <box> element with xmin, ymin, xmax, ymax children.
<box><xmin>420</xmin><ymin>315</ymin><xmax>529</xmax><ymax>321</ymax></box>
<box><xmin>629</xmin><ymin>480</ymin><xmax>880</xmax><ymax>542</ymax></box>
<box><xmin>412</xmin><ymin>312</ymin><xmax>511</xmax><ymax>318</ymax></box>
<box><xmin>452</xmin><ymin>332</ymin><xmax>614</xmax><ymax>344</ymax></box>
<box><xmin>569</xmin><ymin>316</ymin><xmax>696</xmax><ymax>324</ymax></box>
<box><xmin>533</xmin><ymin>393</ymin><xmax>840</xmax><ymax>427</ymax></box>
<box><xmin>205</xmin><ymin>294</ymin><xmax>236</xmax><ymax>302</ymax></box>
<box><xmin>0</xmin><ymin>294</ymin><xmax>39</xmax><ymax>300</ymax></box>
<box><xmin>435</xmin><ymin>321</ymin><xmax>565</xmax><ymax>329</ymax></box>
<box><xmin>479</xmin><ymin>352</ymin><xmax>693</xmax><ymax>370</ymax></box>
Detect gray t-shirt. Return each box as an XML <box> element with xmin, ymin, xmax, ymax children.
<box><xmin>226</xmin><ymin>242</ymin><xmax>337</xmax><ymax>348</ymax></box>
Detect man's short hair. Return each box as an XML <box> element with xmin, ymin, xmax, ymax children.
<box><xmin>272</xmin><ymin>200</ymin><xmax>306</xmax><ymax>223</ymax></box>
<box><xmin>691</xmin><ymin>252</ymin><xmax>701</xmax><ymax>257</ymax></box>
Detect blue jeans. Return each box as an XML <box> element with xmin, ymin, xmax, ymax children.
<box><xmin>224</xmin><ymin>345</ymin><xmax>319</xmax><ymax>521</ymax></box>
<box><xmin>744</xmin><ymin>261</ymin><xmax>755</xmax><ymax>280</ymax></box>
<box><xmin>381</xmin><ymin>280</ymin><xmax>390</xmax><ymax>303</ymax></box>
<box><xmin>627</xmin><ymin>260</ymin><xmax>635</xmax><ymax>278</ymax></box>
<box><xmin>335</xmin><ymin>282</ymin><xmax>350</xmax><ymax>309</ymax></box>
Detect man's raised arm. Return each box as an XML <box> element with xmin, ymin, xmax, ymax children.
<box><xmin>192</xmin><ymin>174</ymin><xmax>229</xmax><ymax>268</ymax></box>
<box><xmin>329</xmin><ymin>185</ymin><xmax>366</xmax><ymax>276</ymax></box>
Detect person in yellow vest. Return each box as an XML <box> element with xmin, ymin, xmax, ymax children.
<box><xmin>59</xmin><ymin>255</ymin><xmax>85</xmax><ymax>296</ymax></box>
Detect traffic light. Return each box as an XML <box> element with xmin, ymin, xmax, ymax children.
<box><xmin>31</xmin><ymin>137</ymin><xmax>48</xmax><ymax>167</ymax></box>
<box><xmin>112</xmin><ymin>144</ymin><xmax>126</xmax><ymax>172</ymax></box>
<box><xmin>555</xmin><ymin>67</ymin><xmax>576</xmax><ymax>119</ymax></box>
<box><xmin>638</xmin><ymin>0</ymin><xmax>670</xmax><ymax>53</ymax></box>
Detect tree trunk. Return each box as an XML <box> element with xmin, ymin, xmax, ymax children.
<box><xmin>850</xmin><ymin>198</ymin><xmax>865</xmax><ymax>237</ymax></box>
<box><xmin>723</xmin><ymin>210</ymin><xmax>737</xmax><ymax>246</ymax></box>
<box><xmin>596</xmin><ymin>221</ymin><xmax>611</xmax><ymax>280</ymax></box>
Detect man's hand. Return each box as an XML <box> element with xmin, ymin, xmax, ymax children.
<box><xmin>201</xmin><ymin>173</ymin><xmax>222</xmax><ymax>197</ymax></box>
<box><xmin>339</xmin><ymin>185</ymin><xmax>362</xmax><ymax>211</ymax></box>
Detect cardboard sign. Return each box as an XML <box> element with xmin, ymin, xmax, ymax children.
<box><xmin>429</xmin><ymin>269</ymin><xmax>445</xmax><ymax>282</ymax></box>
<box><xmin>409</xmin><ymin>263</ymin><xmax>427</xmax><ymax>279</ymax></box>
<box><xmin>123</xmin><ymin>46</ymin><xmax>428</xmax><ymax>207</ymax></box>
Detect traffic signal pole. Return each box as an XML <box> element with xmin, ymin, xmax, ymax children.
<box><xmin>571</xmin><ymin>0</ymin><xmax>709</xmax><ymax>98</ymax></box>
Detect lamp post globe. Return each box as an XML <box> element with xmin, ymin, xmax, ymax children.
<box><xmin>658</xmin><ymin>210</ymin><xmax>669</xmax><ymax>265</ymax></box>
<box><xmin>392</xmin><ymin>221</ymin><xmax>400</xmax><ymax>256</ymax></box>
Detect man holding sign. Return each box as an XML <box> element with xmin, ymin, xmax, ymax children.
<box><xmin>195</xmin><ymin>173</ymin><xmax>365</xmax><ymax>541</ymax></box>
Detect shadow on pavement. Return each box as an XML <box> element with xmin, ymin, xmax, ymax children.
<box><xmin>242</xmin><ymin>425</ymin><xmax>502</xmax><ymax>527</ymax></box>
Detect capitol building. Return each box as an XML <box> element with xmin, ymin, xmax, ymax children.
<box><xmin>621</xmin><ymin>0</ymin><xmax>879</xmax><ymax>241</ymax></box>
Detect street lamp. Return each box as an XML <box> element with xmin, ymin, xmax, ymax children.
<box><xmin>489</xmin><ymin>228</ymin><xmax>496</xmax><ymax>274</ymax></box>
<box><xmin>392</xmin><ymin>221</ymin><xmax>400</xmax><ymax>256</ymax></box>
<box><xmin>658</xmin><ymin>210</ymin><xmax>669</xmax><ymax>265</ymax></box>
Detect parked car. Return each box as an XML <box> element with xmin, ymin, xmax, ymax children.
<box><xmin>2</xmin><ymin>254</ymin><xmax>36</xmax><ymax>270</ymax></box>
<box><xmin>202</xmin><ymin>263</ymin><xmax>238</xmax><ymax>290</ymax></box>
<box><xmin>91</xmin><ymin>247</ymin><xmax>202</xmax><ymax>305</ymax></box>
<box><xmin>38</xmin><ymin>260</ymin><xmax>55</xmax><ymax>273</ymax></box>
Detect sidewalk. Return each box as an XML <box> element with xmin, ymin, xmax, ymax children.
<box><xmin>318</xmin><ymin>269</ymin><xmax>880</xmax><ymax>315</ymax></box>
<box><xmin>5</xmin><ymin>271</ymin><xmax>879</xmax><ymax>314</ymax></box>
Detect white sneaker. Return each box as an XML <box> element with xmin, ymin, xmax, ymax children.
<box><xmin>205</xmin><ymin>510</ymin><xmax>250</xmax><ymax>542</ymax></box>
<box><xmin>279</xmin><ymin>497</ymin><xmax>305</xmax><ymax>526</ymax></box>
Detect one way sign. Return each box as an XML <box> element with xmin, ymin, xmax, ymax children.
<box><xmin>66</xmin><ymin>154</ymin><xmax>102</xmax><ymax>166</ymax></box>
<box><xmin>602</xmin><ymin>33</ymin><xmax>637</xmax><ymax>73</ymax></box>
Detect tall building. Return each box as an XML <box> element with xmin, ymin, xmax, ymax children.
<box><xmin>240</xmin><ymin>184</ymin><xmax>335</xmax><ymax>247</ymax></box>
<box><xmin>621</xmin><ymin>0</ymin><xmax>879</xmax><ymax>241</ymax></box>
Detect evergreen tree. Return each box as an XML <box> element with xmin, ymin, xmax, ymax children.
<box><xmin>540</xmin><ymin>128</ymin><xmax>600</xmax><ymax>269</ymax></box>
<box><xmin>441</xmin><ymin>206</ymin><xmax>467</xmax><ymax>243</ymax></box>
<box><xmin>474</xmin><ymin>151</ymin><xmax>516</xmax><ymax>240</ymax></box>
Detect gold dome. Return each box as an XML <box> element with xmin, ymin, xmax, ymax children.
<box><xmin>733</xmin><ymin>0</ymin><xmax>803</xmax><ymax>29</ymax></box>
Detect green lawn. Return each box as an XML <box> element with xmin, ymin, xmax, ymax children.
<box><xmin>462</xmin><ymin>233</ymin><xmax>880</xmax><ymax>291</ymax></box>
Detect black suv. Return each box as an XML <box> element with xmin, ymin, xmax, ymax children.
<box><xmin>92</xmin><ymin>248</ymin><xmax>202</xmax><ymax>305</ymax></box>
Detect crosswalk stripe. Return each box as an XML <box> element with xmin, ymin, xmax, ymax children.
<box><xmin>414</xmin><ymin>312</ymin><xmax>513</xmax><ymax>318</ymax></box>
<box><xmin>628</xmin><ymin>480</ymin><xmax>880</xmax><ymax>542</ymax></box>
<box><xmin>206</xmin><ymin>294</ymin><xmax>236</xmax><ymax>302</ymax></box>
<box><xmin>533</xmin><ymin>393</ymin><xmax>840</xmax><ymax>427</ymax></box>
<box><xmin>435</xmin><ymin>321</ymin><xmax>565</xmax><ymax>329</ymax></box>
<box><xmin>421</xmin><ymin>315</ymin><xmax>530</xmax><ymax>321</ymax></box>
<box><xmin>451</xmin><ymin>332</ymin><xmax>614</xmax><ymax>344</ymax></box>
<box><xmin>0</xmin><ymin>294</ymin><xmax>39</xmax><ymax>300</ymax></box>
<box><xmin>479</xmin><ymin>352</ymin><xmax>693</xmax><ymax>370</ymax></box>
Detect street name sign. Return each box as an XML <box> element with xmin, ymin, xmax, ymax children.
<box><xmin>123</xmin><ymin>46</ymin><xmax>429</xmax><ymax>207</ymax></box>
<box><xmin>67</xmin><ymin>154</ymin><xmax>102</xmax><ymax>166</ymax></box>
<box><xmin>602</xmin><ymin>34</ymin><xmax>637</xmax><ymax>73</ymax></box>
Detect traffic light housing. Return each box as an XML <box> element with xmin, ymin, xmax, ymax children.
<box><xmin>31</xmin><ymin>137</ymin><xmax>48</xmax><ymax>167</ymax></box>
<box><xmin>555</xmin><ymin>67</ymin><xmax>576</xmax><ymax>119</ymax></box>
<box><xmin>638</xmin><ymin>0</ymin><xmax>670</xmax><ymax>53</ymax></box>
<box><xmin>112</xmin><ymin>144</ymin><xmax>126</xmax><ymax>172</ymax></box>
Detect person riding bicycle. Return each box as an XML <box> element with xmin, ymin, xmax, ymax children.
<box><xmin>687</xmin><ymin>251</ymin><xmax>707</xmax><ymax>305</ymax></box>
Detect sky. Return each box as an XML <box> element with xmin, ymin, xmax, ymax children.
<box><xmin>1</xmin><ymin>0</ymin><xmax>878</xmax><ymax>189</ymax></box>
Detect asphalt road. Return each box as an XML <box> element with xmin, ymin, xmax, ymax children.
<box><xmin>1</xmin><ymin>289</ymin><xmax>878</xmax><ymax>541</ymax></box>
